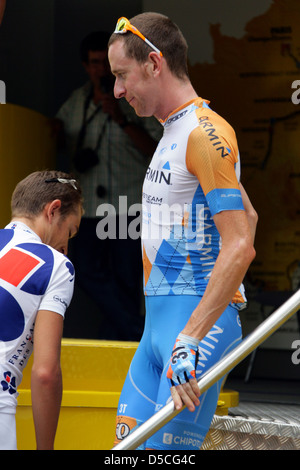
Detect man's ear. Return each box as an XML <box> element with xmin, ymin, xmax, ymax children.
<box><xmin>147</xmin><ymin>51</ymin><xmax>163</xmax><ymax>77</ymax></box>
<box><xmin>44</xmin><ymin>199</ymin><xmax>62</xmax><ymax>222</ymax></box>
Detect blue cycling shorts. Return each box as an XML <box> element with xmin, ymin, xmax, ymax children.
<box><xmin>114</xmin><ymin>295</ymin><xmax>242</xmax><ymax>450</ymax></box>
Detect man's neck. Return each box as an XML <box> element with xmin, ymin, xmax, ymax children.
<box><xmin>92</xmin><ymin>85</ymin><xmax>105</xmax><ymax>105</ymax></box>
<box><xmin>155</xmin><ymin>74</ymin><xmax>198</xmax><ymax>122</ymax></box>
<box><xmin>10</xmin><ymin>216</ymin><xmax>43</xmax><ymax>240</ymax></box>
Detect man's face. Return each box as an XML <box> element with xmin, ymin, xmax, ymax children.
<box><xmin>83</xmin><ymin>50</ymin><xmax>111</xmax><ymax>87</ymax></box>
<box><xmin>48</xmin><ymin>205</ymin><xmax>82</xmax><ymax>256</ymax></box>
<box><xmin>108</xmin><ymin>39</ymin><xmax>158</xmax><ymax>117</ymax></box>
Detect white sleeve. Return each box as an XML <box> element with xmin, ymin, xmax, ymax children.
<box><xmin>38</xmin><ymin>257</ymin><xmax>75</xmax><ymax>317</ymax></box>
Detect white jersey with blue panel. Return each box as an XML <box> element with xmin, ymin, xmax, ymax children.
<box><xmin>0</xmin><ymin>222</ymin><xmax>74</xmax><ymax>413</ymax></box>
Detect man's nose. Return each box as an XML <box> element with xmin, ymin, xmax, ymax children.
<box><xmin>114</xmin><ymin>79</ymin><xmax>125</xmax><ymax>99</ymax></box>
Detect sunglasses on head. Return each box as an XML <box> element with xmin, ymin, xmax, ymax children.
<box><xmin>114</xmin><ymin>17</ymin><xmax>163</xmax><ymax>57</ymax></box>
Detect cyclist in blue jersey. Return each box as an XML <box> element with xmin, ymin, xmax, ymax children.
<box><xmin>108</xmin><ymin>12</ymin><xmax>257</xmax><ymax>450</ymax></box>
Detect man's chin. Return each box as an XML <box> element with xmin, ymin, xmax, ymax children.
<box><xmin>132</xmin><ymin>106</ymin><xmax>150</xmax><ymax>118</ymax></box>
<box><xmin>128</xmin><ymin>99</ymin><xmax>153</xmax><ymax>118</ymax></box>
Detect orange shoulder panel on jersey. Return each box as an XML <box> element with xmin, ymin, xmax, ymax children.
<box><xmin>186</xmin><ymin>106</ymin><xmax>240</xmax><ymax>197</ymax></box>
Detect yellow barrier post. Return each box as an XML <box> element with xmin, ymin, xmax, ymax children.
<box><xmin>0</xmin><ymin>104</ymin><xmax>56</xmax><ymax>227</ymax></box>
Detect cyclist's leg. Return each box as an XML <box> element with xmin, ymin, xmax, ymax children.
<box><xmin>146</xmin><ymin>301</ymin><xmax>242</xmax><ymax>450</ymax></box>
<box><xmin>113</xmin><ymin>298</ymin><xmax>163</xmax><ymax>449</ymax></box>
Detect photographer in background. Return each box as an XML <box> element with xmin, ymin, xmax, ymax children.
<box><xmin>56</xmin><ymin>31</ymin><xmax>162</xmax><ymax>340</ymax></box>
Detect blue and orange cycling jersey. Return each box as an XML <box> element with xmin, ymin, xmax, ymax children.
<box><xmin>142</xmin><ymin>98</ymin><xmax>246</xmax><ymax>306</ymax></box>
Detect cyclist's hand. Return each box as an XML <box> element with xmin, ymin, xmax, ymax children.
<box><xmin>167</xmin><ymin>333</ymin><xmax>200</xmax><ymax>412</ymax></box>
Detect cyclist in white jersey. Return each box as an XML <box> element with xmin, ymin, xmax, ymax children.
<box><xmin>0</xmin><ymin>171</ymin><xmax>82</xmax><ymax>450</ymax></box>
<box><xmin>109</xmin><ymin>13</ymin><xmax>257</xmax><ymax>449</ymax></box>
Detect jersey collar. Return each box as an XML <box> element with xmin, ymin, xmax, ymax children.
<box><xmin>5</xmin><ymin>221</ymin><xmax>42</xmax><ymax>243</ymax></box>
<box><xmin>160</xmin><ymin>97</ymin><xmax>210</xmax><ymax>128</ymax></box>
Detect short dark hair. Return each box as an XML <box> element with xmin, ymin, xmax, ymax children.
<box><xmin>108</xmin><ymin>12</ymin><xmax>189</xmax><ymax>80</ymax></box>
<box><xmin>11</xmin><ymin>170</ymin><xmax>83</xmax><ymax>220</ymax></box>
<box><xmin>80</xmin><ymin>31</ymin><xmax>110</xmax><ymax>63</ymax></box>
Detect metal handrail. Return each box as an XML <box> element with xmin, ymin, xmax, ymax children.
<box><xmin>113</xmin><ymin>289</ymin><xmax>300</xmax><ymax>450</ymax></box>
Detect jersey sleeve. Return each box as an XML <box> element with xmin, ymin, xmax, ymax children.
<box><xmin>186</xmin><ymin>111</ymin><xmax>244</xmax><ymax>216</ymax></box>
<box><xmin>38</xmin><ymin>256</ymin><xmax>75</xmax><ymax>317</ymax></box>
